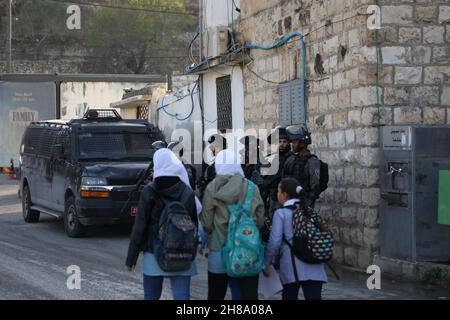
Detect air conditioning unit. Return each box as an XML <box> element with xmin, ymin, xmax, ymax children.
<box><xmin>206</xmin><ymin>26</ymin><xmax>229</xmax><ymax>58</ymax></box>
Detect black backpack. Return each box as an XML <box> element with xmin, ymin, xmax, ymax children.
<box><xmin>285</xmin><ymin>154</ymin><xmax>329</xmax><ymax>193</ymax></box>
<box><xmin>149</xmin><ymin>184</ymin><xmax>198</xmax><ymax>272</ymax></box>
<box><xmin>316</xmin><ymin>157</ymin><xmax>329</xmax><ymax>193</ymax></box>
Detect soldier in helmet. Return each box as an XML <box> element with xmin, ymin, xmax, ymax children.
<box><xmin>282</xmin><ymin>125</ymin><xmax>324</xmax><ymax>208</ymax></box>
<box><xmin>152</xmin><ymin>140</ymin><xmax>168</xmax><ymax>150</ymax></box>
<box><xmin>262</xmin><ymin>127</ymin><xmax>292</xmax><ymax>222</ymax></box>
<box><xmin>239</xmin><ymin>135</ymin><xmax>264</xmax><ymax>193</ymax></box>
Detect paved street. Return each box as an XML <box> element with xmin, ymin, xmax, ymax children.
<box><xmin>0</xmin><ymin>175</ymin><xmax>448</xmax><ymax>300</ymax></box>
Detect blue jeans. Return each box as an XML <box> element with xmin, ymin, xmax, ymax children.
<box><xmin>143</xmin><ymin>275</ymin><xmax>191</xmax><ymax>300</ymax></box>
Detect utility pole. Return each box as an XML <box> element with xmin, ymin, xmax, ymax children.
<box><xmin>6</xmin><ymin>0</ymin><xmax>12</xmax><ymax>73</ymax></box>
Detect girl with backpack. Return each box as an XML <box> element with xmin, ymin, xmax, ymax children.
<box><xmin>126</xmin><ymin>148</ymin><xmax>202</xmax><ymax>300</ymax></box>
<box><xmin>201</xmin><ymin>149</ymin><xmax>265</xmax><ymax>300</ymax></box>
<box><xmin>263</xmin><ymin>177</ymin><xmax>328</xmax><ymax>300</ymax></box>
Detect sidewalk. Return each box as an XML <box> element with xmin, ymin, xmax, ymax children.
<box><xmin>184</xmin><ymin>254</ymin><xmax>450</xmax><ymax>300</ymax></box>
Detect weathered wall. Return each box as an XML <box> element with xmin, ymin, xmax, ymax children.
<box><xmin>238</xmin><ymin>0</ymin><xmax>450</xmax><ymax>269</ymax></box>
<box><xmin>239</xmin><ymin>0</ymin><xmax>380</xmax><ymax>268</ymax></box>
<box><xmin>379</xmin><ymin>1</ymin><xmax>450</xmax><ymax>126</ymax></box>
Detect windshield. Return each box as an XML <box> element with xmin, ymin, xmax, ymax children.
<box><xmin>78</xmin><ymin>132</ymin><xmax>155</xmax><ymax>160</ymax></box>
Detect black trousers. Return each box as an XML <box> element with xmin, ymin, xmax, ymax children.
<box><xmin>282</xmin><ymin>280</ymin><xmax>323</xmax><ymax>300</ymax></box>
<box><xmin>208</xmin><ymin>272</ymin><xmax>259</xmax><ymax>300</ymax></box>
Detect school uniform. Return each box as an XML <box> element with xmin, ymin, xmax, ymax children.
<box><xmin>265</xmin><ymin>199</ymin><xmax>327</xmax><ymax>300</ymax></box>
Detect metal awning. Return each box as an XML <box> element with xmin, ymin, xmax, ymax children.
<box><xmin>110</xmin><ymin>95</ymin><xmax>151</xmax><ymax>109</ymax></box>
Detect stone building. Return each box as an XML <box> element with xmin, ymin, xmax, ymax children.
<box><xmin>191</xmin><ymin>0</ymin><xmax>450</xmax><ymax>274</ymax></box>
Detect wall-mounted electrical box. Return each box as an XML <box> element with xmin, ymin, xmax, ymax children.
<box><xmin>278</xmin><ymin>79</ymin><xmax>305</xmax><ymax>126</ymax></box>
<box><xmin>380</xmin><ymin>125</ymin><xmax>450</xmax><ymax>263</ymax></box>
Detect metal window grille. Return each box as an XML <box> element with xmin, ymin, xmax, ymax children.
<box><xmin>137</xmin><ymin>105</ymin><xmax>149</xmax><ymax>120</ymax></box>
<box><xmin>38</xmin><ymin>129</ymin><xmax>58</xmax><ymax>157</ymax></box>
<box><xmin>216</xmin><ymin>76</ymin><xmax>232</xmax><ymax>131</ymax></box>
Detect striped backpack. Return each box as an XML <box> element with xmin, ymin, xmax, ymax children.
<box><xmin>286</xmin><ymin>205</ymin><xmax>334</xmax><ymax>264</ymax></box>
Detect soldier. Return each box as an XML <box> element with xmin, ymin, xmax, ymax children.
<box><xmin>240</xmin><ymin>135</ymin><xmax>264</xmax><ymax>193</ymax></box>
<box><xmin>282</xmin><ymin>125</ymin><xmax>325</xmax><ymax>208</ymax></box>
<box><xmin>262</xmin><ymin>127</ymin><xmax>292</xmax><ymax>222</ymax></box>
<box><xmin>197</xmin><ymin>134</ymin><xmax>227</xmax><ymax>201</ymax></box>
<box><xmin>151</xmin><ymin>140</ymin><xmax>168</xmax><ymax>150</ymax></box>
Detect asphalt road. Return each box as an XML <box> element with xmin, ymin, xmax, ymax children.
<box><xmin>0</xmin><ymin>175</ymin><xmax>211</xmax><ymax>300</ymax></box>
<box><xmin>1</xmin><ymin>175</ymin><xmax>448</xmax><ymax>300</ymax></box>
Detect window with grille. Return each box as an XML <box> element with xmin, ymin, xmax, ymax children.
<box><xmin>137</xmin><ymin>105</ymin><xmax>149</xmax><ymax>120</ymax></box>
<box><xmin>216</xmin><ymin>76</ymin><xmax>232</xmax><ymax>131</ymax></box>
<box><xmin>38</xmin><ymin>129</ymin><xmax>58</xmax><ymax>158</ymax></box>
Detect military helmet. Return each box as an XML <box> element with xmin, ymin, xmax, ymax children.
<box><xmin>168</xmin><ymin>140</ymin><xmax>186</xmax><ymax>158</ymax></box>
<box><xmin>167</xmin><ymin>141</ymin><xmax>180</xmax><ymax>150</ymax></box>
<box><xmin>207</xmin><ymin>133</ymin><xmax>227</xmax><ymax>151</ymax></box>
<box><xmin>267</xmin><ymin>126</ymin><xmax>289</xmax><ymax>144</ymax></box>
<box><xmin>286</xmin><ymin>125</ymin><xmax>311</xmax><ymax>145</ymax></box>
<box><xmin>152</xmin><ymin>140</ymin><xmax>167</xmax><ymax>150</ymax></box>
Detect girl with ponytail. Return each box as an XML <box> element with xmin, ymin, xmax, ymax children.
<box><xmin>262</xmin><ymin>177</ymin><xmax>327</xmax><ymax>300</ymax></box>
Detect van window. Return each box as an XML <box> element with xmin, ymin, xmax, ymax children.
<box><xmin>54</xmin><ymin>129</ymin><xmax>70</xmax><ymax>156</ymax></box>
<box><xmin>38</xmin><ymin>129</ymin><xmax>58</xmax><ymax>158</ymax></box>
<box><xmin>23</xmin><ymin>127</ymin><xmax>43</xmax><ymax>154</ymax></box>
<box><xmin>78</xmin><ymin>131</ymin><xmax>154</xmax><ymax>160</ymax></box>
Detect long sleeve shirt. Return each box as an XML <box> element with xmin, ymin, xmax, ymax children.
<box><xmin>265</xmin><ymin>199</ymin><xmax>328</xmax><ymax>285</ymax></box>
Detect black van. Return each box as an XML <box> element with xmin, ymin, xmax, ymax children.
<box><xmin>19</xmin><ymin>109</ymin><xmax>164</xmax><ymax>237</ymax></box>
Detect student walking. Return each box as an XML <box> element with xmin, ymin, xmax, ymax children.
<box><xmin>126</xmin><ymin>148</ymin><xmax>202</xmax><ymax>300</ymax></box>
<box><xmin>263</xmin><ymin>177</ymin><xmax>328</xmax><ymax>300</ymax></box>
<box><xmin>201</xmin><ymin>149</ymin><xmax>265</xmax><ymax>300</ymax></box>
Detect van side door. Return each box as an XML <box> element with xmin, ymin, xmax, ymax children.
<box><xmin>23</xmin><ymin>127</ymin><xmax>45</xmax><ymax>206</ymax></box>
<box><xmin>51</xmin><ymin>128</ymin><xmax>71</xmax><ymax>213</ymax></box>
<box><xmin>39</xmin><ymin>128</ymin><xmax>58</xmax><ymax>209</ymax></box>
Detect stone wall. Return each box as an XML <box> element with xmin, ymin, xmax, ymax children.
<box><xmin>0</xmin><ymin>57</ymin><xmax>84</xmax><ymax>74</ymax></box>
<box><xmin>238</xmin><ymin>0</ymin><xmax>380</xmax><ymax>268</ymax></box>
<box><xmin>238</xmin><ymin>0</ymin><xmax>450</xmax><ymax>269</ymax></box>
<box><xmin>379</xmin><ymin>1</ymin><xmax>450</xmax><ymax>126</ymax></box>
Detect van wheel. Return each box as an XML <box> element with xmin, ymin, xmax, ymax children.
<box><xmin>64</xmin><ymin>196</ymin><xmax>86</xmax><ymax>238</ymax></box>
<box><xmin>22</xmin><ymin>185</ymin><xmax>40</xmax><ymax>223</ymax></box>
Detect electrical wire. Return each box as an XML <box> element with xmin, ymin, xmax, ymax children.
<box><xmin>232</xmin><ymin>0</ymin><xmax>241</xmax><ymax>12</ymax></box>
<box><xmin>246</xmin><ymin>65</ymin><xmax>284</xmax><ymax>85</ymax></box>
<box><xmin>158</xmin><ymin>82</ymin><xmax>199</xmax><ymax>121</ymax></box>
<box><xmin>196</xmin><ymin>79</ymin><xmax>217</xmax><ymax>124</ymax></box>
<box><xmin>188</xmin><ymin>26</ymin><xmax>201</xmax><ymax>65</ymax></box>
<box><xmin>242</xmin><ymin>32</ymin><xmax>307</xmax><ymax>127</ymax></box>
<box><xmin>375</xmin><ymin>0</ymin><xmax>382</xmax><ymax>127</ymax></box>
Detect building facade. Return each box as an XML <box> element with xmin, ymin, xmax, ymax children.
<box><xmin>193</xmin><ymin>0</ymin><xmax>450</xmax><ymax>274</ymax></box>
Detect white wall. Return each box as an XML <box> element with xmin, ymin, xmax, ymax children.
<box><xmin>202</xmin><ymin>65</ymin><xmax>245</xmax><ymax>133</ymax></box>
<box><xmin>60</xmin><ymin>82</ymin><xmax>148</xmax><ymax>120</ymax></box>
<box><xmin>202</xmin><ymin>0</ymin><xmax>241</xmax><ymax>57</ymax></box>
<box><xmin>153</xmin><ymin>83</ymin><xmax>203</xmax><ymax>164</ymax></box>
<box><xmin>203</xmin><ymin>0</ymin><xmax>239</xmax><ymax>27</ymax></box>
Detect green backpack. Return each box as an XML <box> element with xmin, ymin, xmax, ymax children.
<box><xmin>220</xmin><ymin>182</ymin><xmax>265</xmax><ymax>277</ymax></box>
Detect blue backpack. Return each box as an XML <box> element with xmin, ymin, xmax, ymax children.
<box><xmin>219</xmin><ymin>182</ymin><xmax>265</xmax><ymax>277</ymax></box>
<box><xmin>150</xmin><ymin>184</ymin><xmax>198</xmax><ymax>272</ymax></box>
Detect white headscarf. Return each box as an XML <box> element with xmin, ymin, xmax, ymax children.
<box><xmin>214</xmin><ymin>149</ymin><xmax>244</xmax><ymax>177</ymax></box>
<box><xmin>152</xmin><ymin>148</ymin><xmax>202</xmax><ymax>214</ymax></box>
